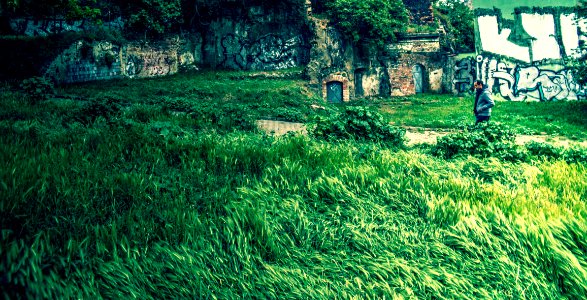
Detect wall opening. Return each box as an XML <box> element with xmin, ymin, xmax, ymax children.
<box><xmin>354</xmin><ymin>69</ymin><xmax>365</xmax><ymax>97</ymax></box>
<box><xmin>326</xmin><ymin>81</ymin><xmax>343</xmax><ymax>103</ymax></box>
<box><xmin>412</xmin><ymin>64</ymin><xmax>426</xmax><ymax>93</ymax></box>
<box><xmin>322</xmin><ymin>74</ymin><xmax>349</xmax><ymax>102</ymax></box>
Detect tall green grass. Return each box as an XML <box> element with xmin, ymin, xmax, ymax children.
<box><xmin>2</xmin><ymin>72</ymin><xmax>587</xmax><ymax>298</ymax></box>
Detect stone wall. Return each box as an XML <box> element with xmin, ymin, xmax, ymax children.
<box><xmin>45</xmin><ymin>38</ymin><xmax>194</xmax><ymax>83</ymax></box>
<box><xmin>34</xmin><ymin>4</ymin><xmax>311</xmax><ymax>83</ymax></box>
<box><xmin>306</xmin><ymin>15</ymin><xmax>449</xmax><ymax>101</ymax></box>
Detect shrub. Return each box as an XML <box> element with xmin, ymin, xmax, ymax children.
<box><xmin>431</xmin><ymin>122</ymin><xmax>526</xmax><ymax>161</ymax></box>
<box><xmin>310</xmin><ymin>106</ymin><xmax>405</xmax><ymax>147</ymax></box>
<box><xmin>75</xmin><ymin>96</ymin><xmax>123</xmax><ymax>125</ymax></box>
<box><xmin>325</xmin><ymin>0</ymin><xmax>409</xmax><ymax>49</ymax></box>
<box><xmin>525</xmin><ymin>141</ymin><xmax>564</xmax><ymax>160</ymax></box>
<box><xmin>564</xmin><ymin>146</ymin><xmax>587</xmax><ymax>164</ymax></box>
<box><xmin>20</xmin><ymin>77</ymin><xmax>54</xmax><ymax>104</ymax></box>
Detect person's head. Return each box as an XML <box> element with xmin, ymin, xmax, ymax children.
<box><xmin>474</xmin><ymin>80</ymin><xmax>484</xmax><ymax>91</ymax></box>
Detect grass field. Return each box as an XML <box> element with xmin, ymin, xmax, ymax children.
<box><xmin>1</xmin><ymin>70</ymin><xmax>587</xmax><ymax>299</ymax></box>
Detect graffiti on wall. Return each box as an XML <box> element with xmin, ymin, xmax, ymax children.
<box><xmin>453</xmin><ymin>55</ymin><xmax>586</xmax><ymax>101</ymax></box>
<box><xmin>10</xmin><ymin>17</ymin><xmax>124</xmax><ymax>36</ymax></box>
<box><xmin>124</xmin><ymin>44</ymin><xmax>178</xmax><ymax>78</ymax></box>
<box><xmin>220</xmin><ymin>34</ymin><xmax>309</xmax><ymax>70</ymax></box>
<box><xmin>125</xmin><ymin>53</ymin><xmax>175</xmax><ymax>77</ymax></box>
<box><xmin>477</xmin><ymin>11</ymin><xmax>584</xmax><ymax>63</ymax></box>
<box><xmin>453</xmin><ymin>58</ymin><xmax>476</xmax><ymax>93</ymax></box>
<box><xmin>462</xmin><ymin>8</ymin><xmax>587</xmax><ymax>100</ymax></box>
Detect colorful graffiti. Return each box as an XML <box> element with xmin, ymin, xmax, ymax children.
<box><xmin>453</xmin><ymin>55</ymin><xmax>586</xmax><ymax>101</ymax></box>
<box><xmin>220</xmin><ymin>34</ymin><xmax>309</xmax><ymax>70</ymax></box>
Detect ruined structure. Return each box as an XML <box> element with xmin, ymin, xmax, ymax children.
<box><xmin>7</xmin><ymin>0</ymin><xmax>450</xmax><ymax>100</ymax></box>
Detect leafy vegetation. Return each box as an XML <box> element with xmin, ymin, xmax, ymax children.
<box><xmin>2</xmin><ymin>70</ymin><xmax>587</xmax><ymax>298</ymax></box>
<box><xmin>433</xmin><ymin>0</ymin><xmax>475</xmax><ymax>53</ymax></box>
<box><xmin>310</xmin><ymin>105</ymin><xmax>405</xmax><ymax>147</ymax></box>
<box><xmin>431</xmin><ymin>122</ymin><xmax>525</xmax><ymax>161</ymax></box>
<box><xmin>324</xmin><ymin>0</ymin><xmax>409</xmax><ymax>49</ymax></box>
<box><xmin>20</xmin><ymin>76</ymin><xmax>55</xmax><ymax>103</ymax></box>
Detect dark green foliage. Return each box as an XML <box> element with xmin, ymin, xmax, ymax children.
<box><xmin>74</xmin><ymin>96</ymin><xmax>123</xmax><ymax>125</ymax></box>
<box><xmin>433</xmin><ymin>0</ymin><xmax>475</xmax><ymax>53</ymax></box>
<box><xmin>525</xmin><ymin>141</ymin><xmax>564</xmax><ymax>159</ymax></box>
<box><xmin>325</xmin><ymin>0</ymin><xmax>409</xmax><ymax>48</ymax></box>
<box><xmin>311</xmin><ymin>105</ymin><xmax>406</xmax><ymax>147</ymax></box>
<box><xmin>20</xmin><ymin>76</ymin><xmax>54</xmax><ymax>103</ymax></box>
<box><xmin>126</xmin><ymin>0</ymin><xmax>183</xmax><ymax>37</ymax></box>
<box><xmin>2</xmin><ymin>0</ymin><xmax>101</xmax><ymax>19</ymax></box>
<box><xmin>431</xmin><ymin>122</ymin><xmax>527</xmax><ymax>161</ymax></box>
<box><xmin>526</xmin><ymin>141</ymin><xmax>587</xmax><ymax>164</ymax></box>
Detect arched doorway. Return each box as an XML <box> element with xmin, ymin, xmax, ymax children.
<box><xmin>412</xmin><ymin>64</ymin><xmax>425</xmax><ymax>94</ymax></box>
<box><xmin>327</xmin><ymin>81</ymin><xmax>343</xmax><ymax>103</ymax></box>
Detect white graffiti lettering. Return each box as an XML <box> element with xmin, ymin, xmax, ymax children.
<box><xmin>454</xmin><ymin>56</ymin><xmax>586</xmax><ymax>101</ymax></box>
<box><xmin>477</xmin><ymin>12</ymin><xmax>584</xmax><ymax>63</ymax></box>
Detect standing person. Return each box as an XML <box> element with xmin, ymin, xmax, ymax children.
<box><xmin>473</xmin><ymin>80</ymin><xmax>494</xmax><ymax>125</ymax></box>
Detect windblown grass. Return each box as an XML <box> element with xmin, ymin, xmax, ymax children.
<box><xmin>2</xmin><ymin>72</ymin><xmax>587</xmax><ymax>298</ymax></box>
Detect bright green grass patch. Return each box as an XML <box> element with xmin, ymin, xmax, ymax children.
<box><xmin>379</xmin><ymin>94</ymin><xmax>587</xmax><ymax>139</ymax></box>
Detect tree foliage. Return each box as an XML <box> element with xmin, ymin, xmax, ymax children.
<box><xmin>433</xmin><ymin>0</ymin><xmax>474</xmax><ymax>53</ymax></box>
<box><xmin>325</xmin><ymin>0</ymin><xmax>409</xmax><ymax>49</ymax></box>
<box><xmin>124</xmin><ymin>0</ymin><xmax>183</xmax><ymax>36</ymax></box>
<box><xmin>1</xmin><ymin>0</ymin><xmax>101</xmax><ymax>19</ymax></box>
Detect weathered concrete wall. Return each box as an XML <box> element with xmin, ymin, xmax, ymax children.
<box><xmin>20</xmin><ymin>5</ymin><xmax>311</xmax><ymax>83</ymax></box>
<box><xmin>473</xmin><ymin>0</ymin><xmax>586</xmax><ymax>100</ymax></box>
<box><xmin>203</xmin><ymin>7</ymin><xmax>311</xmax><ymax>70</ymax></box>
<box><xmin>45</xmin><ymin>38</ymin><xmax>195</xmax><ymax>83</ymax></box>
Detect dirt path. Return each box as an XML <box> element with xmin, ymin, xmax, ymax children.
<box><xmin>256</xmin><ymin>120</ymin><xmax>587</xmax><ymax>148</ymax></box>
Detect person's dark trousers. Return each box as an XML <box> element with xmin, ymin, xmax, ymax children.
<box><xmin>476</xmin><ymin>115</ymin><xmax>490</xmax><ymax>125</ymax></box>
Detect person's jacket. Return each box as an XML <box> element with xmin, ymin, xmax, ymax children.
<box><xmin>475</xmin><ymin>87</ymin><xmax>494</xmax><ymax>117</ymax></box>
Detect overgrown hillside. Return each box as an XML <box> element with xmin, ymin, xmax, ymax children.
<box><xmin>1</xmin><ymin>70</ymin><xmax>587</xmax><ymax>298</ymax></box>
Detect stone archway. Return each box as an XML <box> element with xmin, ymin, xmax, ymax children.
<box><xmin>322</xmin><ymin>74</ymin><xmax>349</xmax><ymax>102</ymax></box>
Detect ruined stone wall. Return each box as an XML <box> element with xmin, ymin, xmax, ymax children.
<box><xmin>306</xmin><ymin>15</ymin><xmax>449</xmax><ymax>100</ymax></box>
<box><xmin>389</xmin><ymin>52</ymin><xmax>447</xmax><ymax>96</ymax></box>
<box><xmin>16</xmin><ymin>4</ymin><xmax>311</xmax><ymax>83</ymax></box>
<box><xmin>45</xmin><ymin>37</ymin><xmax>195</xmax><ymax>83</ymax></box>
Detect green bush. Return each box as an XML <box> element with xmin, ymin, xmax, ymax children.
<box><xmin>74</xmin><ymin>96</ymin><xmax>123</xmax><ymax>125</ymax></box>
<box><xmin>525</xmin><ymin>141</ymin><xmax>564</xmax><ymax>159</ymax></box>
<box><xmin>325</xmin><ymin>0</ymin><xmax>409</xmax><ymax>49</ymax></box>
<box><xmin>525</xmin><ymin>141</ymin><xmax>587</xmax><ymax>164</ymax></box>
<box><xmin>431</xmin><ymin>122</ymin><xmax>526</xmax><ymax>161</ymax></box>
<box><xmin>564</xmin><ymin>146</ymin><xmax>587</xmax><ymax>164</ymax></box>
<box><xmin>20</xmin><ymin>77</ymin><xmax>54</xmax><ymax>103</ymax></box>
<box><xmin>310</xmin><ymin>106</ymin><xmax>405</xmax><ymax>147</ymax></box>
